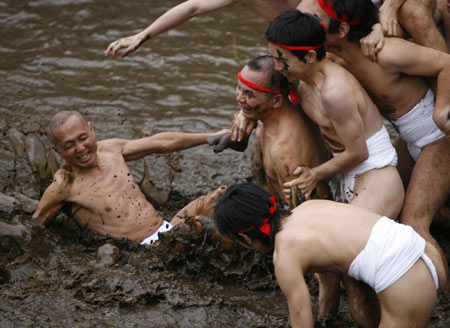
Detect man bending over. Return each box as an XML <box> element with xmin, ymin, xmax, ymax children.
<box><xmin>214</xmin><ymin>183</ymin><xmax>447</xmax><ymax>327</ymax></box>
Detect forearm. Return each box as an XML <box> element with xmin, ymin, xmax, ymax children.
<box><xmin>311</xmin><ymin>149</ymin><xmax>367</xmax><ymax>181</ymax></box>
<box><xmin>138</xmin><ymin>2</ymin><xmax>200</xmax><ymax>42</ymax></box>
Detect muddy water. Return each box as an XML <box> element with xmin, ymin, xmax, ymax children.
<box><xmin>0</xmin><ymin>0</ymin><xmax>449</xmax><ymax>327</ymax></box>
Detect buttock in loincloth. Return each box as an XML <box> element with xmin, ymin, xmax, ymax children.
<box><xmin>348</xmin><ymin>217</ymin><xmax>439</xmax><ymax>293</ymax></box>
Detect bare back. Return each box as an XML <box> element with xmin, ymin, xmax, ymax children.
<box><xmin>339</xmin><ymin>38</ymin><xmax>431</xmax><ymax>119</ymax></box>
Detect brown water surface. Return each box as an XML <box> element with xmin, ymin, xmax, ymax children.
<box><xmin>0</xmin><ymin>0</ymin><xmax>449</xmax><ymax>327</ymax></box>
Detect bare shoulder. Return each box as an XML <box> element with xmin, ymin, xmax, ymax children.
<box><xmin>53</xmin><ymin>167</ymin><xmax>75</xmax><ymax>187</ymax></box>
<box><xmin>97</xmin><ymin>139</ymin><xmax>123</xmax><ymax>153</ymax></box>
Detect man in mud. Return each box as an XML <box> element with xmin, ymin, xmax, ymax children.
<box><xmin>214</xmin><ymin>182</ymin><xmax>447</xmax><ymax>327</ymax></box>
<box><xmin>208</xmin><ymin>55</ymin><xmax>331</xmax><ymax>206</ymax></box>
<box><xmin>32</xmin><ymin>111</ymin><xmax>226</xmax><ymax>245</ymax></box>
<box><xmin>265</xmin><ymin>9</ymin><xmax>405</xmax><ymax>325</ymax></box>
<box><xmin>305</xmin><ymin>0</ymin><xmax>450</xmax><ymax>288</ymax></box>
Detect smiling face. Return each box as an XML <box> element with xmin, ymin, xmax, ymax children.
<box><xmin>268</xmin><ymin>43</ymin><xmax>305</xmax><ymax>82</ymax></box>
<box><xmin>51</xmin><ymin>114</ymin><xmax>98</xmax><ymax>170</ymax></box>
<box><xmin>236</xmin><ymin>66</ymin><xmax>275</xmax><ymax>120</ymax></box>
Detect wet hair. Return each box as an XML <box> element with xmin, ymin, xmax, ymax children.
<box><xmin>246</xmin><ymin>55</ymin><xmax>291</xmax><ymax>97</ymax></box>
<box><xmin>265</xmin><ymin>9</ymin><xmax>326</xmax><ymax>62</ymax></box>
<box><xmin>325</xmin><ymin>0</ymin><xmax>379</xmax><ymax>42</ymax></box>
<box><xmin>214</xmin><ymin>183</ymin><xmax>291</xmax><ymax>247</ymax></box>
<box><xmin>47</xmin><ymin>111</ymin><xmax>86</xmax><ymax>145</ymax></box>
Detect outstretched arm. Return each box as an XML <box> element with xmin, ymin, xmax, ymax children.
<box><xmin>32</xmin><ymin>170</ymin><xmax>71</xmax><ymax>225</ymax></box>
<box><xmin>100</xmin><ymin>130</ymin><xmax>227</xmax><ymax>161</ymax></box>
<box><xmin>105</xmin><ymin>0</ymin><xmax>237</xmax><ymax>59</ymax></box>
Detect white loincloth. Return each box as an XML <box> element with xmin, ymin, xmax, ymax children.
<box><xmin>330</xmin><ymin>125</ymin><xmax>398</xmax><ymax>203</ymax></box>
<box><xmin>140</xmin><ymin>220</ymin><xmax>173</xmax><ymax>245</ymax></box>
<box><xmin>390</xmin><ymin>88</ymin><xmax>445</xmax><ymax>161</ymax></box>
<box><xmin>348</xmin><ymin>216</ymin><xmax>439</xmax><ymax>293</ymax></box>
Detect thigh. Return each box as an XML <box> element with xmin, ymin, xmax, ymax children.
<box><xmin>352</xmin><ymin>166</ymin><xmax>405</xmax><ymax>218</ymax></box>
<box><xmin>400</xmin><ymin>136</ymin><xmax>450</xmax><ymax>228</ymax></box>
<box><xmin>378</xmin><ymin>259</ymin><xmax>437</xmax><ymax>327</ymax></box>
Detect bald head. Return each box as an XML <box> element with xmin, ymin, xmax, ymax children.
<box><xmin>47</xmin><ymin>111</ymin><xmax>87</xmax><ymax>145</ymax></box>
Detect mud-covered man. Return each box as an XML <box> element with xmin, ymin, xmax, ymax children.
<box><xmin>208</xmin><ymin>55</ymin><xmax>331</xmax><ymax>206</ymax></box>
<box><xmin>214</xmin><ymin>183</ymin><xmax>447</xmax><ymax>328</ymax></box>
<box><xmin>32</xmin><ymin>111</ymin><xmax>225</xmax><ymax>245</ymax></box>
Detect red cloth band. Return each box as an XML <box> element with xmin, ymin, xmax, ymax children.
<box><xmin>270</xmin><ymin>41</ymin><xmax>322</xmax><ymax>51</ymax></box>
<box><xmin>237</xmin><ymin>72</ymin><xmax>281</xmax><ymax>95</ymax></box>
<box><xmin>317</xmin><ymin>0</ymin><xmax>361</xmax><ymax>25</ymax></box>
<box><xmin>236</xmin><ymin>196</ymin><xmax>277</xmax><ymax>237</ymax></box>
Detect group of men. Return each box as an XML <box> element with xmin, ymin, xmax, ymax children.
<box><xmin>25</xmin><ymin>0</ymin><xmax>450</xmax><ymax>327</ymax></box>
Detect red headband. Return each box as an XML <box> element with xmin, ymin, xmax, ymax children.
<box><xmin>317</xmin><ymin>0</ymin><xmax>361</xmax><ymax>25</ymax></box>
<box><xmin>237</xmin><ymin>72</ymin><xmax>280</xmax><ymax>95</ymax></box>
<box><xmin>237</xmin><ymin>71</ymin><xmax>300</xmax><ymax>103</ymax></box>
<box><xmin>235</xmin><ymin>196</ymin><xmax>277</xmax><ymax>237</ymax></box>
<box><xmin>270</xmin><ymin>41</ymin><xmax>322</xmax><ymax>51</ymax></box>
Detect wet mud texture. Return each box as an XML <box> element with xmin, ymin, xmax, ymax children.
<box><xmin>1</xmin><ymin>127</ymin><xmax>449</xmax><ymax>327</ymax></box>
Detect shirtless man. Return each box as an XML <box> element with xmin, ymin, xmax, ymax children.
<box><xmin>208</xmin><ymin>55</ymin><xmax>331</xmax><ymax>205</ymax></box>
<box><xmin>214</xmin><ymin>182</ymin><xmax>447</xmax><ymax>328</ymax></box>
<box><xmin>305</xmin><ymin>0</ymin><xmax>450</xmax><ymax>288</ymax></box>
<box><xmin>32</xmin><ymin>111</ymin><xmax>225</xmax><ymax>245</ymax></box>
<box><xmin>105</xmin><ymin>0</ymin><xmax>303</xmax><ymax>59</ymax></box>
<box><xmin>265</xmin><ymin>10</ymin><xmax>405</xmax><ymax>325</ymax></box>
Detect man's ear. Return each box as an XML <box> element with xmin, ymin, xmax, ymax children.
<box><xmin>338</xmin><ymin>22</ymin><xmax>350</xmax><ymax>38</ymax></box>
<box><xmin>305</xmin><ymin>50</ymin><xmax>317</xmax><ymax>64</ymax></box>
<box><xmin>272</xmin><ymin>94</ymin><xmax>284</xmax><ymax>108</ymax></box>
<box><xmin>88</xmin><ymin>122</ymin><xmax>95</xmax><ymax>136</ymax></box>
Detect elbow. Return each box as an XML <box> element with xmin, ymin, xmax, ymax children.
<box><xmin>433</xmin><ymin>109</ymin><xmax>450</xmax><ymax>135</ymax></box>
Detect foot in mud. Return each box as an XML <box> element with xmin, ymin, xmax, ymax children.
<box><xmin>171</xmin><ymin>186</ymin><xmax>227</xmax><ymax>225</ymax></box>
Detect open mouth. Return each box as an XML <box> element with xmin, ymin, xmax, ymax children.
<box><xmin>78</xmin><ymin>152</ymin><xmax>91</xmax><ymax>163</ymax></box>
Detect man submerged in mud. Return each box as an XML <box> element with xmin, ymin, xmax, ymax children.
<box><xmin>32</xmin><ymin>111</ymin><xmax>225</xmax><ymax>245</ymax></box>
<box><xmin>215</xmin><ymin>183</ymin><xmax>448</xmax><ymax>327</ymax></box>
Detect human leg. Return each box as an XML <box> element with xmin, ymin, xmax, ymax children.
<box><xmin>337</xmin><ymin>166</ymin><xmax>404</xmax><ymax>326</ymax></box>
<box><xmin>392</xmin><ymin>136</ymin><xmax>415</xmax><ymax>189</ymax></box>
<box><xmin>398</xmin><ymin>0</ymin><xmax>448</xmax><ymax>52</ymax></box>
<box><xmin>378</xmin><ymin>257</ymin><xmax>437</xmax><ymax>327</ymax></box>
<box><xmin>315</xmin><ymin>272</ymin><xmax>341</xmax><ymax>319</ymax></box>
<box><xmin>399</xmin><ymin>135</ymin><xmax>450</xmax><ymax>290</ymax></box>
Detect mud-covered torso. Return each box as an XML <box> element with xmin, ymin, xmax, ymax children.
<box><xmin>65</xmin><ymin>151</ymin><xmax>162</xmax><ymax>242</ymax></box>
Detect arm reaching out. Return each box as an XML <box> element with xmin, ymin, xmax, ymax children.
<box><xmin>100</xmin><ymin>130</ymin><xmax>227</xmax><ymax>161</ymax></box>
<box><xmin>105</xmin><ymin>0</ymin><xmax>237</xmax><ymax>59</ymax></box>
<box><xmin>378</xmin><ymin>0</ymin><xmax>406</xmax><ymax>36</ymax></box>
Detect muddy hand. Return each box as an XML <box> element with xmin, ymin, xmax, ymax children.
<box><xmin>207</xmin><ymin>131</ymin><xmax>249</xmax><ymax>153</ymax></box>
<box><xmin>283</xmin><ymin>166</ymin><xmax>318</xmax><ymax>200</ymax></box>
<box><xmin>105</xmin><ymin>33</ymin><xmax>145</xmax><ymax>59</ymax></box>
<box><xmin>230</xmin><ymin>110</ymin><xmax>256</xmax><ymax>142</ymax></box>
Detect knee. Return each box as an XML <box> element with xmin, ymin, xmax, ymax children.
<box><xmin>399</xmin><ymin>1</ymin><xmax>435</xmax><ymax>32</ymax></box>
